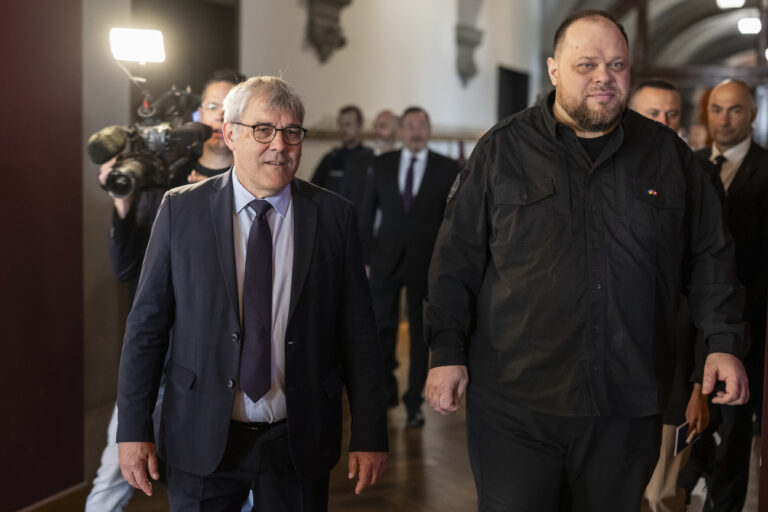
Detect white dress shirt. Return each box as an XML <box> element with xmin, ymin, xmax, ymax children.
<box><xmin>710</xmin><ymin>136</ymin><xmax>751</xmax><ymax>192</ymax></box>
<box><xmin>398</xmin><ymin>147</ymin><xmax>429</xmax><ymax>198</ymax></box>
<box><xmin>230</xmin><ymin>168</ymin><xmax>293</xmax><ymax>423</ymax></box>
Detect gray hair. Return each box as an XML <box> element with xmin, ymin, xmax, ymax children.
<box><xmin>223</xmin><ymin>76</ymin><xmax>305</xmax><ymax>124</ymax></box>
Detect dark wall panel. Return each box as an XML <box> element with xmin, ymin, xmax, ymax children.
<box><xmin>1</xmin><ymin>1</ymin><xmax>83</xmax><ymax>510</ymax></box>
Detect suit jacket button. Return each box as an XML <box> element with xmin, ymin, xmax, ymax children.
<box><xmin>231</xmin><ymin>333</ymin><xmax>239</xmax><ymax>343</ymax></box>
<box><xmin>227</xmin><ymin>379</ymin><xmax>235</xmax><ymax>389</ymax></box>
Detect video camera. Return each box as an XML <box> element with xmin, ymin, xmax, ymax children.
<box><xmin>87</xmin><ymin>86</ymin><xmax>212</xmax><ymax>198</ymax></box>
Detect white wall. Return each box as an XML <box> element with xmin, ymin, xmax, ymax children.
<box><xmin>240</xmin><ymin>0</ymin><xmax>541</xmax><ymax>177</ymax></box>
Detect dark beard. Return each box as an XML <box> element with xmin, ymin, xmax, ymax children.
<box><xmin>561</xmin><ymin>90</ymin><xmax>625</xmax><ymax>132</ymax></box>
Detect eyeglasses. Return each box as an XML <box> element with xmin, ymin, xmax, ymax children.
<box><xmin>202</xmin><ymin>101</ymin><xmax>223</xmax><ymax>111</ymax></box>
<box><xmin>231</xmin><ymin>121</ymin><xmax>307</xmax><ymax>145</ymax></box>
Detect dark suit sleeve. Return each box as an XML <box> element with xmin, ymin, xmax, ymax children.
<box><xmin>339</xmin><ymin>204</ymin><xmax>388</xmax><ymax>452</ymax></box>
<box><xmin>116</xmin><ymin>192</ymin><xmax>175</xmax><ymax>443</ymax></box>
<box><xmin>108</xmin><ymin>189</ymin><xmax>163</xmax><ymax>283</ymax></box>
<box><xmin>682</xmin><ymin>141</ymin><xmax>748</xmax><ymax>359</ymax></box>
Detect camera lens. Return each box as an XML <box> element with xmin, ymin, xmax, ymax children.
<box><xmin>105</xmin><ymin>170</ymin><xmax>135</xmax><ymax>198</ymax></box>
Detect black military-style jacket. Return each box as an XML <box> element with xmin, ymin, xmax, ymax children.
<box><xmin>425</xmin><ymin>91</ymin><xmax>747</xmax><ymax>417</ymax></box>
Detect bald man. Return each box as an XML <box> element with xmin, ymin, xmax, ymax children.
<box><xmin>372</xmin><ymin>110</ymin><xmax>400</xmax><ymax>155</ymax></box>
<box><xmin>684</xmin><ymin>79</ymin><xmax>768</xmax><ymax>512</ymax></box>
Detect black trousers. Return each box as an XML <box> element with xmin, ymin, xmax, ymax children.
<box><xmin>466</xmin><ymin>391</ymin><xmax>662</xmax><ymax>512</ymax></box>
<box><xmin>680</xmin><ymin>400</ymin><xmax>755</xmax><ymax>512</ymax></box>
<box><xmin>166</xmin><ymin>421</ymin><xmax>329</xmax><ymax>512</ymax></box>
<box><xmin>369</xmin><ymin>274</ymin><xmax>428</xmax><ymax>414</ymax></box>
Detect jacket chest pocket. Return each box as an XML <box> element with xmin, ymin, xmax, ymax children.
<box><xmin>629</xmin><ymin>180</ymin><xmax>686</xmax><ymax>246</ymax></box>
<box><xmin>491</xmin><ymin>177</ymin><xmax>557</xmax><ymax>256</ymax></box>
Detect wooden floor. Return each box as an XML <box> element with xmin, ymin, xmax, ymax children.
<box><xmin>76</xmin><ymin>321</ymin><xmax>762</xmax><ymax>512</ymax></box>
<box><xmin>118</xmin><ymin>322</ymin><xmax>477</xmax><ymax>511</ymax></box>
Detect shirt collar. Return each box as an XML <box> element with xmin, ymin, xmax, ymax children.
<box><xmin>401</xmin><ymin>147</ymin><xmax>428</xmax><ymax>163</ymax></box>
<box><xmin>711</xmin><ymin>136</ymin><xmax>751</xmax><ymax>165</ymax></box>
<box><xmin>231</xmin><ymin>167</ymin><xmax>291</xmax><ymax>217</ymax></box>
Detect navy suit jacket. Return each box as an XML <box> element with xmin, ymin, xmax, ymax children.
<box><xmin>117</xmin><ymin>171</ymin><xmax>388</xmax><ymax>478</ymax></box>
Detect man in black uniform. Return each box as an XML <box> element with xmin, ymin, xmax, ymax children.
<box><xmin>424</xmin><ymin>10</ymin><xmax>749</xmax><ymax>512</ymax></box>
<box><xmin>311</xmin><ymin>105</ymin><xmax>374</xmax><ymax>210</ymax></box>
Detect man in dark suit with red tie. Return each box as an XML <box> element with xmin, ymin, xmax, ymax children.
<box><xmin>116</xmin><ymin>76</ymin><xmax>388</xmax><ymax>511</ymax></box>
<box><xmin>685</xmin><ymin>78</ymin><xmax>768</xmax><ymax>512</ymax></box>
<box><xmin>360</xmin><ymin>107</ymin><xmax>460</xmax><ymax>427</ymax></box>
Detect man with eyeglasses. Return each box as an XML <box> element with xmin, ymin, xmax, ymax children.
<box><xmin>116</xmin><ymin>76</ymin><xmax>388</xmax><ymax>511</ymax></box>
<box><xmin>86</xmin><ymin>69</ymin><xmax>248</xmax><ymax>512</ymax></box>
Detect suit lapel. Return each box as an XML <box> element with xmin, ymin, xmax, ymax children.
<box><xmin>288</xmin><ymin>180</ymin><xmax>318</xmax><ymax>322</ymax></box>
<box><xmin>727</xmin><ymin>142</ymin><xmax>760</xmax><ymax>205</ymax></box>
<box><xmin>208</xmin><ymin>171</ymin><xmax>240</xmax><ymax>317</ymax></box>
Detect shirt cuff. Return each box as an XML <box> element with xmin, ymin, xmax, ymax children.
<box><xmin>429</xmin><ymin>330</ymin><xmax>467</xmax><ymax>368</ymax></box>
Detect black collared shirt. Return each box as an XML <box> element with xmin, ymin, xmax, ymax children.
<box><xmin>425</xmin><ymin>91</ymin><xmax>747</xmax><ymax>417</ymax></box>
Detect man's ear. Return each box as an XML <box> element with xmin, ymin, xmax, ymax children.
<box><xmin>222</xmin><ymin>121</ymin><xmax>237</xmax><ymax>151</ymax></box>
<box><xmin>547</xmin><ymin>57</ymin><xmax>559</xmax><ymax>87</ymax></box>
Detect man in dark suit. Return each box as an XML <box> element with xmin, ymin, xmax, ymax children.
<box><xmin>360</xmin><ymin>106</ymin><xmax>460</xmax><ymax>427</ymax></box>
<box><xmin>116</xmin><ymin>76</ymin><xmax>388</xmax><ymax>511</ymax></box>
<box><xmin>687</xmin><ymin>78</ymin><xmax>768</xmax><ymax>512</ymax></box>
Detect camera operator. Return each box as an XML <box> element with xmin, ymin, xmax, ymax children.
<box><xmin>86</xmin><ymin>69</ymin><xmax>248</xmax><ymax>512</ymax></box>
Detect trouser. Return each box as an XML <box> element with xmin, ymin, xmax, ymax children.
<box><xmin>641</xmin><ymin>423</ymin><xmax>691</xmax><ymax>512</ymax></box>
<box><xmin>682</xmin><ymin>401</ymin><xmax>755</xmax><ymax>512</ymax></box>
<box><xmin>466</xmin><ymin>390</ymin><xmax>662</xmax><ymax>512</ymax></box>
<box><xmin>369</xmin><ymin>275</ymin><xmax>428</xmax><ymax>414</ymax></box>
<box><xmin>167</xmin><ymin>421</ymin><xmax>329</xmax><ymax>512</ymax></box>
<box><xmin>85</xmin><ymin>386</ymin><xmax>253</xmax><ymax>512</ymax></box>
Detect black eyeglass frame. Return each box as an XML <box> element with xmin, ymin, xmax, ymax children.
<box><xmin>230</xmin><ymin>121</ymin><xmax>307</xmax><ymax>145</ymax></box>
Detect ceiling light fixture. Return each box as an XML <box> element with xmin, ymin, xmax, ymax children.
<box><xmin>738</xmin><ymin>17</ymin><xmax>761</xmax><ymax>34</ymax></box>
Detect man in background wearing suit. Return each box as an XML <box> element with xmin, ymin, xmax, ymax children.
<box><xmin>688</xmin><ymin>78</ymin><xmax>768</xmax><ymax>512</ymax></box>
<box><xmin>360</xmin><ymin>107</ymin><xmax>460</xmax><ymax>428</ymax></box>
<box><xmin>116</xmin><ymin>76</ymin><xmax>388</xmax><ymax>511</ymax></box>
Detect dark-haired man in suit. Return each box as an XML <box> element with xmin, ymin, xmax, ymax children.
<box><xmin>686</xmin><ymin>78</ymin><xmax>768</xmax><ymax>512</ymax></box>
<box><xmin>116</xmin><ymin>76</ymin><xmax>388</xmax><ymax>511</ymax></box>
<box><xmin>360</xmin><ymin>106</ymin><xmax>459</xmax><ymax>428</ymax></box>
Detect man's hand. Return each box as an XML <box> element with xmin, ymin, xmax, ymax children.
<box><xmin>118</xmin><ymin>441</ymin><xmax>160</xmax><ymax>496</ymax></box>
<box><xmin>702</xmin><ymin>352</ymin><xmax>750</xmax><ymax>405</ymax></box>
<box><xmin>348</xmin><ymin>451</ymin><xmax>387</xmax><ymax>495</ymax></box>
<box><xmin>685</xmin><ymin>383</ymin><xmax>710</xmax><ymax>436</ymax></box>
<box><xmin>425</xmin><ymin>365</ymin><xmax>469</xmax><ymax>415</ymax></box>
<box><xmin>98</xmin><ymin>156</ymin><xmax>134</xmax><ymax>219</ymax></box>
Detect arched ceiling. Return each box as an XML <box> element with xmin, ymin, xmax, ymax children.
<box><xmin>545</xmin><ymin>0</ymin><xmax>765</xmax><ymax>67</ymax></box>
